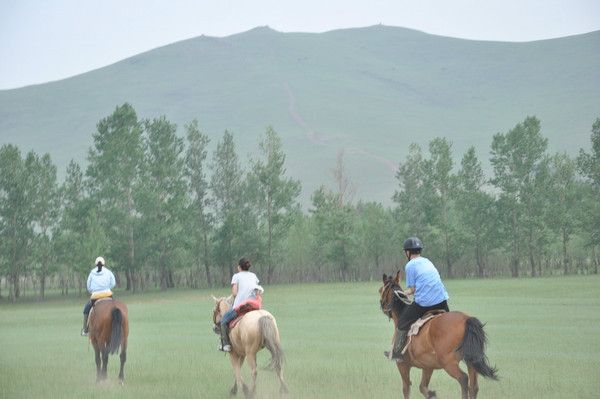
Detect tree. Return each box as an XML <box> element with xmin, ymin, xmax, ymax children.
<box><xmin>138</xmin><ymin>116</ymin><xmax>187</xmax><ymax>290</ymax></box>
<box><xmin>456</xmin><ymin>147</ymin><xmax>495</xmax><ymax>277</ymax></box>
<box><xmin>184</xmin><ymin>120</ymin><xmax>213</xmax><ymax>287</ymax></box>
<box><xmin>210</xmin><ymin>131</ymin><xmax>245</xmax><ymax>282</ymax></box>
<box><xmin>0</xmin><ymin>145</ymin><xmax>33</xmax><ymax>302</ymax></box>
<box><xmin>357</xmin><ymin>202</ymin><xmax>395</xmax><ymax>271</ymax></box>
<box><xmin>547</xmin><ymin>153</ymin><xmax>579</xmax><ymax>274</ymax></box>
<box><xmin>490</xmin><ymin>116</ymin><xmax>548</xmax><ymax>277</ymax></box>
<box><xmin>250</xmin><ymin>127</ymin><xmax>301</xmax><ymax>283</ymax></box>
<box><xmin>86</xmin><ymin>103</ymin><xmax>144</xmax><ymax>290</ymax></box>
<box><xmin>310</xmin><ymin>153</ymin><xmax>357</xmax><ymax>281</ymax></box>
<box><xmin>28</xmin><ymin>153</ymin><xmax>60</xmax><ymax>299</ymax></box>
<box><xmin>393</xmin><ymin>143</ymin><xmax>429</xmax><ymax>238</ymax></box>
<box><xmin>56</xmin><ymin>160</ymin><xmax>108</xmax><ymax>294</ymax></box>
<box><xmin>423</xmin><ymin>138</ymin><xmax>457</xmax><ymax>277</ymax></box>
<box><xmin>577</xmin><ymin>118</ymin><xmax>600</xmax><ymax>249</ymax></box>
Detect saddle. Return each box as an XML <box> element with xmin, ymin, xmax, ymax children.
<box><xmin>228</xmin><ymin>296</ymin><xmax>262</xmax><ymax>329</ymax></box>
<box><xmin>402</xmin><ymin>310</ymin><xmax>446</xmax><ymax>354</ymax></box>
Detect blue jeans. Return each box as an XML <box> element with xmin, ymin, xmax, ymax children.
<box><xmin>221</xmin><ymin>308</ymin><xmax>238</xmax><ymax>330</ymax></box>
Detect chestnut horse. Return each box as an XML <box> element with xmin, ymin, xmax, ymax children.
<box><xmin>379</xmin><ymin>272</ymin><xmax>498</xmax><ymax>399</ymax></box>
<box><xmin>212</xmin><ymin>296</ymin><xmax>288</xmax><ymax>398</ymax></box>
<box><xmin>88</xmin><ymin>298</ymin><xmax>129</xmax><ymax>383</ymax></box>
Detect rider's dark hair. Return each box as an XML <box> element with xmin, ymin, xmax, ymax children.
<box><xmin>96</xmin><ymin>261</ymin><xmax>103</xmax><ymax>272</ymax></box>
<box><xmin>238</xmin><ymin>257</ymin><xmax>251</xmax><ymax>271</ymax></box>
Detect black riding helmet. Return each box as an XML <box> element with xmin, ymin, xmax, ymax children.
<box><xmin>403</xmin><ymin>237</ymin><xmax>423</xmax><ymax>251</ymax></box>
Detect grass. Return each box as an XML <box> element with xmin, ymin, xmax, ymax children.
<box><xmin>1</xmin><ymin>275</ymin><xmax>600</xmax><ymax>398</ymax></box>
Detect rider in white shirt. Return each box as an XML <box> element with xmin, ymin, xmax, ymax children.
<box><xmin>219</xmin><ymin>257</ymin><xmax>263</xmax><ymax>352</ymax></box>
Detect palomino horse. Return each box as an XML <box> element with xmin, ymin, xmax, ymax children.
<box><xmin>212</xmin><ymin>296</ymin><xmax>288</xmax><ymax>398</ymax></box>
<box><xmin>88</xmin><ymin>298</ymin><xmax>129</xmax><ymax>383</ymax></box>
<box><xmin>379</xmin><ymin>272</ymin><xmax>498</xmax><ymax>399</ymax></box>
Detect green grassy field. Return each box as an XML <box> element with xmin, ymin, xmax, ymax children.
<box><xmin>1</xmin><ymin>275</ymin><xmax>600</xmax><ymax>398</ymax></box>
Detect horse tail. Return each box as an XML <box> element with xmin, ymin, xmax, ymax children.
<box><xmin>458</xmin><ymin>317</ymin><xmax>499</xmax><ymax>380</ymax></box>
<box><xmin>108</xmin><ymin>307</ymin><xmax>123</xmax><ymax>355</ymax></box>
<box><xmin>259</xmin><ymin>316</ymin><xmax>284</xmax><ymax>373</ymax></box>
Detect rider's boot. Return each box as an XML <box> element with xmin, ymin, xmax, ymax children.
<box><xmin>384</xmin><ymin>329</ymin><xmax>407</xmax><ymax>362</ymax></box>
<box><xmin>81</xmin><ymin>314</ymin><xmax>89</xmax><ymax>336</ymax></box>
<box><xmin>219</xmin><ymin>324</ymin><xmax>231</xmax><ymax>352</ymax></box>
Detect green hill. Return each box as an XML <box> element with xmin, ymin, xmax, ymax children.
<box><xmin>1</xmin><ymin>25</ymin><xmax>599</xmax><ymax>204</ymax></box>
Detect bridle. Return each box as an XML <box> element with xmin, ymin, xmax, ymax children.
<box><xmin>380</xmin><ymin>280</ymin><xmax>413</xmax><ymax>320</ymax></box>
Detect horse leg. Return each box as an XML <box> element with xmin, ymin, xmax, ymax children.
<box><xmin>246</xmin><ymin>352</ymin><xmax>258</xmax><ymax>396</ymax></box>
<box><xmin>229</xmin><ymin>353</ymin><xmax>245</xmax><ymax>396</ymax></box>
<box><xmin>396</xmin><ymin>363</ymin><xmax>412</xmax><ymax>399</ymax></box>
<box><xmin>443</xmin><ymin>361</ymin><xmax>469</xmax><ymax>399</ymax></box>
<box><xmin>94</xmin><ymin>346</ymin><xmax>102</xmax><ymax>382</ymax></box>
<box><xmin>101</xmin><ymin>348</ymin><xmax>109</xmax><ymax>380</ymax></box>
<box><xmin>467</xmin><ymin>364</ymin><xmax>479</xmax><ymax>399</ymax></box>
<box><xmin>419</xmin><ymin>368</ymin><xmax>437</xmax><ymax>399</ymax></box>
<box><xmin>118</xmin><ymin>344</ymin><xmax>127</xmax><ymax>384</ymax></box>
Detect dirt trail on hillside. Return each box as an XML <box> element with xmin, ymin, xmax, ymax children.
<box><xmin>284</xmin><ymin>83</ymin><xmax>398</xmax><ymax>173</ymax></box>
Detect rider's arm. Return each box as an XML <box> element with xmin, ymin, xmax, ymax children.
<box><xmin>231</xmin><ymin>283</ymin><xmax>238</xmax><ymax>298</ymax></box>
<box><xmin>404</xmin><ymin>286</ymin><xmax>415</xmax><ymax>296</ymax></box>
<box><xmin>86</xmin><ymin>273</ymin><xmax>93</xmax><ymax>293</ymax></box>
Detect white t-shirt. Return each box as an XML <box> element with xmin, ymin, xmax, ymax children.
<box><xmin>231</xmin><ymin>271</ymin><xmax>260</xmax><ymax>308</ymax></box>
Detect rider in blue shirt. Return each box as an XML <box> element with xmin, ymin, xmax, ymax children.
<box><xmin>389</xmin><ymin>237</ymin><xmax>449</xmax><ymax>361</ymax></box>
<box><xmin>81</xmin><ymin>256</ymin><xmax>116</xmax><ymax>336</ymax></box>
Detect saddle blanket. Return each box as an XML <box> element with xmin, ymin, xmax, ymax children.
<box><xmin>90</xmin><ymin>289</ymin><xmax>113</xmax><ymax>300</ymax></box>
<box><xmin>228</xmin><ymin>296</ymin><xmax>262</xmax><ymax>329</ymax></box>
<box><xmin>402</xmin><ymin>310</ymin><xmax>446</xmax><ymax>354</ymax></box>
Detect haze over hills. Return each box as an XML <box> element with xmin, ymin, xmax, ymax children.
<box><xmin>1</xmin><ymin>25</ymin><xmax>599</xmax><ymax>205</ymax></box>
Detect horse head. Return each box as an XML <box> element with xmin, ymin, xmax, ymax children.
<box><xmin>379</xmin><ymin>271</ymin><xmax>411</xmax><ymax>319</ymax></box>
<box><xmin>211</xmin><ymin>295</ymin><xmax>234</xmax><ymax>334</ymax></box>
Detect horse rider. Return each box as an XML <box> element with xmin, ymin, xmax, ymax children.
<box><xmin>81</xmin><ymin>256</ymin><xmax>116</xmax><ymax>336</ymax></box>
<box><xmin>387</xmin><ymin>237</ymin><xmax>450</xmax><ymax>361</ymax></box>
<box><xmin>219</xmin><ymin>257</ymin><xmax>263</xmax><ymax>352</ymax></box>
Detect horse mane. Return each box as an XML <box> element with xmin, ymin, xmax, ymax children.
<box><xmin>381</xmin><ymin>279</ymin><xmax>408</xmax><ymax>317</ymax></box>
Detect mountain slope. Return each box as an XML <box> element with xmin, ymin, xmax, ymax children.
<box><xmin>1</xmin><ymin>25</ymin><xmax>599</xmax><ymax>204</ymax></box>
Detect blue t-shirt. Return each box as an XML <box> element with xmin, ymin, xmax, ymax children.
<box><xmin>405</xmin><ymin>257</ymin><xmax>449</xmax><ymax>306</ymax></box>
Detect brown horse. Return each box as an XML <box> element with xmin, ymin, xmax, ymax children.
<box><xmin>212</xmin><ymin>296</ymin><xmax>288</xmax><ymax>398</ymax></box>
<box><xmin>379</xmin><ymin>272</ymin><xmax>498</xmax><ymax>399</ymax></box>
<box><xmin>88</xmin><ymin>298</ymin><xmax>129</xmax><ymax>383</ymax></box>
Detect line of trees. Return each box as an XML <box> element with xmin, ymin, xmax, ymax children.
<box><xmin>1</xmin><ymin>104</ymin><xmax>599</xmax><ymax>302</ymax></box>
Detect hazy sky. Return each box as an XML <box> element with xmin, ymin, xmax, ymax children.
<box><xmin>1</xmin><ymin>0</ymin><xmax>599</xmax><ymax>90</ymax></box>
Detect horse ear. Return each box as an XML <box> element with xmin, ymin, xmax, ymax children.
<box><xmin>394</xmin><ymin>270</ymin><xmax>401</xmax><ymax>284</ymax></box>
<box><xmin>211</xmin><ymin>295</ymin><xmax>219</xmax><ymax>303</ymax></box>
<box><xmin>382</xmin><ymin>273</ymin><xmax>388</xmax><ymax>282</ymax></box>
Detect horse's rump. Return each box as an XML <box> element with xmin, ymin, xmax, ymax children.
<box><xmin>89</xmin><ymin>300</ymin><xmax>129</xmax><ymax>352</ymax></box>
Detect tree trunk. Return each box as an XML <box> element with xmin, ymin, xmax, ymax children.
<box><xmin>203</xmin><ymin>228</ymin><xmax>212</xmax><ymax>287</ymax></box>
<box><xmin>562</xmin><ymin>228</ymin><xmax>569</xmax><ymax>275</ymax></box>
<box><xmin>511</xmin><ymin>212</ymin><xmax>520</xmax><ymax>277</ymax></box>
<box><xmin>267</xmin><ymin>198</ymin><xmax>274</xmax><ymax>284</ymax></box>
<box><xmin>39</xmin><ymin>272</ymin><xmax>46</xmax><ymax>300</ymax></box>
<box><xmin>475</xmin><ymin>238</ymin><xmax>484</xmax><ymax>278</ymax></box>
<box><xmin>528</xmin><ymin>230</ymin><xmax>536</xmax><ymax>277</ymax></box>
<box><xmin>127</xmin><ymin>229</ymin><xmax>135</xmax><ymax>292</ymax></box>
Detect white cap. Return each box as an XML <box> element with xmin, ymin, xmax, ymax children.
<box><xmin>95</xmin><ymin>256</ymin><xmax>105</xmax><ymax>266</ymax></box>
